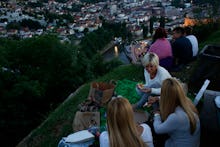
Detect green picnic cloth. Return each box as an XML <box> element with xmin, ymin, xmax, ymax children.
<box><xmin>115</xmin><ymin>79</ymin><xmax>140</xmax><ymax>104</ymax></box>
<box><xmin>100</xmin><ymin>79</ymin><xmax>151</xmax><ymax>131</ymax></box>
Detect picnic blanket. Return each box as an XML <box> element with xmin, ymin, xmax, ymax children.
<box><xmin>115</xmin><ymin>79</ymin><xmax>140</xmax><ymax>103</ymax></box>
<box><xmin>100</xmin><ymin>79</ymin><xmax>151</xmax><ymax>131</ymax></box>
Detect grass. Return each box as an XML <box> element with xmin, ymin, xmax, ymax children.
<box><xmin>17</xmin><ymin>64</ymin><xmax>145</xmax><ymax>147</ymax></box>
<box><xmin>199</xmin><ymin>30</ymin><xmax>220</xmax><ymax>50</ymax></box>
<box><xmin>17</xmin><ymin>30</ymin><xmax>220</xmax><ymax>147</ymax></box>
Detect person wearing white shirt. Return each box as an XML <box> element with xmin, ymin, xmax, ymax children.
<box><xmin>100</xmin><ymin>123</ymin><xmax>154</xmax><ymax>147</ymax></box>
<box><xmin>99</xmin><ymin>98</ymin><xmax>154</xmax><ymax>147</ymax></box>
<box><xmin>134</xmin><ymin>52</ymin><xmax>171</xmax><ymax>109</ymax></box>
<box><xmin>184</xmin><ymin>26</ymin><xmax>199</xmax><ymax>58</ymax></box>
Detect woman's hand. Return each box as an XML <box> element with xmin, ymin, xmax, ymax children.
<box><xmin>143</xmin><ymin>96</ymin><xmax>159</xmax><ymax>108</ymax></box>
<box><xmin>137</xmin><ymin>83</ymin><xmax>144</xmax><ymax>89</ymax></box>
<box><xmin>137</xmin><ymin>83</ymin><xmax>151</xmax><ymax>93</ymax></box>
<box><xmin>140</xmin><ymin>87</ymin><xmax>151</xmax><ymax>93</ymax></box>
<box><xmin>148</xmin><ymin>96</ymin><xmax>159</xmax><ymax>105</ymax></box>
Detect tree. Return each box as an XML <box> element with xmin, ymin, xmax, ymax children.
<box><xmin>201</xmin><ymin>0</ymin><xmax>220</xmax><ymax>15</ymax></box>
<box><xmin>27</xmin><ymin>1</ymin><xmax>43</xmax><ymax>7</ymax></box>
<box><xmin>83</xmin><ymin>28</ymin><xmax>89</xmax><ymax>35</ymax></box>
<box><xmin>70</xmin><ymin>4</ymin><xmax>83</xmax><ymax>12</ymax></box>
<box><xmin>149</xmin><ymin>17</ymin><xmax>154</xmax><ymax>35</ymax></box>
<box><xmin>142</xmin><ymin>24</ymin><xmax>148</xmax><ymax>39</ymax></box>
<box><xmin>0</xmin><ymin>35</ymin><xmax>77</xmax><ymax>146</ymax></box>
<box><xmin>6</xmin><ymin>21</ymin><xmax>20</xmax><ymax>30</ymax></box>
<box><xmin>171</xmin><ymin>0</ymin><xmax>185</xmax><ymax>8</ymax></box>
<box><xmin>55</xmin><ymin>0</ymin><xmax>68</xmax><ymax>3</ymax></box>
<box><xmin>21</xmin><ymin>19</ymin><xmax>42</xmax><ymax>30</ymax></box>
<box><xmin>159</xmin><ymin>16</ymin><xmax>165</xmax><ymax>28</ymax></box>
<box><xmin>0</xmin><ymin>22</ymin><xmax>130</xmax><ymax>146</ymax></box>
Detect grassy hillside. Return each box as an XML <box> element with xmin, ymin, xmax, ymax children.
<box><xmin>16</xmin><ymin>30</ymin><xmax>220</xmax><ymax>147</ymax></box>
<box><xmin>199</xmin><ymin>30</ymin><xmax>220</xmax><ymax>49</ymax></box>
<box><xmin>16</xmin><ymin>64</ymin><xmax>144</xmax><ymax>147</ymax></box>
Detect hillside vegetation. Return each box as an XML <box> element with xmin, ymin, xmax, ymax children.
<box><xmin>17</xmin><ymin>29</ymin><xmax>220</xmax><ymax>147</ymax></box>
<box><xmin>17</xmin><ymin>64</ymin><xmax>144</xmax><ymax>147</ymax></box>
<box><xmin>0</xmin><ymin>22</ymin><xmax>129</xmax><ymax>147</ymax></box>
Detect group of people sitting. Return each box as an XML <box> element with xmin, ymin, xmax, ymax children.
<box><xmin>147</xmin><ymin>26</ymin><xmax>198</xmax><ymax>71</ymax></box>
<box><xmin>99</xmin><ymin>52</ymin><xmax>200</xmax><ymax>147</ymax></box>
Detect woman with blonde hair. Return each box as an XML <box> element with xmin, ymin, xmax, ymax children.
<box><xmin>153</xmin><ymin>78</ymin><xmax>200</xmax><ymax>147</ymax></box>
<box><xmin>100</xmin><ymin>97</ymin><xmax>153</xmax><ymax>147</ymax></box>
<box><xmin>134</xmin><ymin>52</ymin><xmax>171</xmax><ymax>109</ymax></box>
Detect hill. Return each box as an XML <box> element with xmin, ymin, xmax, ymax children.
<box><xmin>16</xmin><ymin>30</ymin><xmax>220</xmax><ymax>147</ymax></box>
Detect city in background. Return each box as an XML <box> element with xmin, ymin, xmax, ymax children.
<box><xmin>0</xmin><ymin>0</ymin><xmax>219</xmax><ymax>40</ymax></box>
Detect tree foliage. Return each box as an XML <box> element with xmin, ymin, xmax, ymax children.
<box><xmin>150</xmin><ymin>16</ymin><xmax>156</xmax><ymax>35</ymax></box>
<box><xmin>6</xmin><ymin>21</ymin><xmax>20</xmax><ymax>30</ymax></box>
<box><xmin>81</xmin><ymin>0</ymin><xmax>106</xmax><ymax>4</ymax></box>
<box><xmin>193</xmin><ymin>20</ymin><xmax>220</xmax><ymax>42</ymax></box>
<box><xmin>142</xmin><ymin>24</ymin><xmax>148</xmax><ymax>39</ymax></box>
<box><xmin>21</xmin><ymin>19</ymin><xmax>43</xmax><ymax>29</ymax></box>
<box><xmin>171</xmin><ymin>0</ymin><xmax>185</xmax><ymax>8</ymax></box>
<box><xmin>194</xmin><ymin>0</ymin><xmax>220</xmax><ymax>15</ymax></box>
<box><xmin>1</xmin><ymin>22</ymin><xmax>128</xmax><ymax>146</ymax></box>
<box><xmin>0</xmin><ymin>21</ymin><xmax>131</xmax><ymax>146</ymax></box>
<box><xmin>6</xmin><ymin>19</ymin><xmax>43</xmax><ymax>30</ymax></box>
<box><xmin>159</xmin><ymin>16</ymin><xmax>165</xmax><ymax>28</ymax></box>
<box><xmin>69</xmin><ymin>4</ymin><xmax>83</xmax><ymax>12</ymax></box>
<box><xmin>0</xmin><ymin>35</ymin><xmax>76</xmax><ymax>146</ymax></box>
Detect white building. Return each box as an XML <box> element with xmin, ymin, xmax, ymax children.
<box><xmin>110</xmin><ymin>4</ymin><xmax>117</xmax><ymax>15</ymax></box>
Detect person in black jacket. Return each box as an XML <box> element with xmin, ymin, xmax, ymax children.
<box><xmin>171</xmin><ymin>26</ymin><xmax>193</xmax><ymax>71</ymax></box>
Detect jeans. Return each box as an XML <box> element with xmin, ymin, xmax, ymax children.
<box><xmin>136</xmin><ymin>92</ymin><xmax>151</xmax><ymax>108</ymax></box>
<box><xmin>135</xmin><ymin>85</ymin><xmax>160</xmax><ymax>109</ymax></box>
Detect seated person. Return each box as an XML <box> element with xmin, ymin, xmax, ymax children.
<box><xmin>148</xmin><ymin>27</ymin><xmax>173</xmax><ymax>70</ymax></box>
<box><xmin>171</xmin><ymin>27</ymin><xmax>193</xmax><ymax>70</ymax></box>
<box><xmin>99</xmin><ymin>97</ymin><xmax>154</xmax><ymax>147</ymax></box>
<box><xmin>184</xmin><ymin>26</ymin><xmax>199</xmax><ymax>60</ymax></box>
<box><xmin>134</xmin><ymin>52</ymin><xmax>171</xmax><ymax>109</ymax></box>
<box><xmin>153</xmin><ymin>78</ymin><xmax>200</xmax><ymax>147</ymax></box>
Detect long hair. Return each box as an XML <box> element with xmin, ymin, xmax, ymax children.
<box><xmin>107</xmin><ymin>98</ymin><xmax>146</xmax><ymax>147</ymax></box>
<box><xmin>152</xmin><ymin>27</ymin><xmax>167</xmax><ymax>43</ymax></box>
<box><xmin>160</xmin><ymin>78</ymin><xmax>198</xmax><ymax>134</ymax></box>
